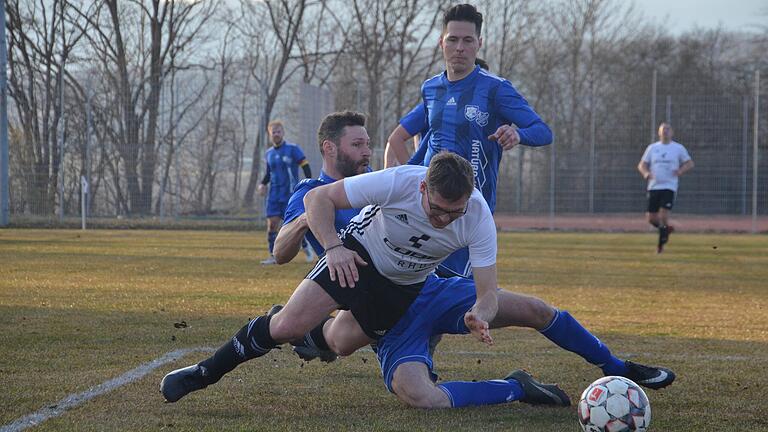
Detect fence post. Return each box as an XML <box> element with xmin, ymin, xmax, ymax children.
<box><xmin>516</xmin><ymin>147</ymin><xmax>523</xmax><ymax>213</ymax></box>
<box><xmin>549</xmin><ymin>130</ymin><xmax>556</xmax><ymax>231</ymax></box>
<box><xmin>742</xmin><ymin>96</ymin><xmax>749</xmax><ymax>215</ymax></box>
<box><xmin>82</xmin><ymin>85</ymin><xmax>92</xmax><ymax>230</ymax></box>
<box><xmin>753</xmin><ymin>70</ymin><xmax>760</xmax><ymax>233</ymax></box>
<box><xmin>0</xmin><ymin>0</ymin><xmax>9</xmax><ymax>226</ymax></box>
<box><xmin>57</xmin><ymin>122</ymin><xmax>65</xmax><ymax>222</ymax></box>
<box><xmin>589</xmin><ymin>73</ymin><xmax>596</xmax><ymax>213</ymax></box>
<box><xmin>650</xmin><ymin>69</ymin><xmax>657</xmax><ymax>143</ymax></box>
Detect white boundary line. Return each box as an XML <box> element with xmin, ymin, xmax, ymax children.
<box><xmin>0</xmin><ymin>347</ymin><xmax>213</xmax><ymax>432</ymax></box>
<box><xmin>4</xmin><ymin>346</ymin><xmax>765</xmax><ymax>431</ymax></box>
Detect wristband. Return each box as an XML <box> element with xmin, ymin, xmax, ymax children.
<box><xmin>325</xmin><ymin>243</ymin><xmax>344</xmax><ymax>253</ymax></box>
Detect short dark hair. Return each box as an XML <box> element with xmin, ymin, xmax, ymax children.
<box><xmin>475</xmin><ymin>57</ymin><xmax>489</xmax><ymax>71</ymax></box>
<box><xmin>426</xmin><ymin>152</ymin><xmax>475</xmax><ymax>202</ymax></box>
<box><xmin>443</xmin><ymin>4</ymin><xmax>483</xmax><ymax>36</ymax></box>
<box><xmin>317</xmin><ymin>111</ymin><xmax>366</xmax><ymax>155</ymax></box>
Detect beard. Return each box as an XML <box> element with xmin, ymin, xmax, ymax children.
<box><xmin>336</xmin><ymin>151</ymin><xmax>366</xmax><ymax>178</ymax></box>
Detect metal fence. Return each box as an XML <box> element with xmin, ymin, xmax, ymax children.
<box><xmin>3</xmin><ymin>70</ymin><xmax>765</xmax><ymax>232</ymax></box>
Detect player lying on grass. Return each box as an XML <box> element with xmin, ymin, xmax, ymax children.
<box><xmin>162</xmin><ymin>114</ymin><xmax>675</xmax><ymax>409</ymax></box>
<box><xmin>267</xmin><ymin>121</ymin><xmax>675</xmax><ymax>407</ymax></box>
<box><xmin>163</xmin><ymin>150</ymin><xmax>575</xmax><ymax>407</ymax></box>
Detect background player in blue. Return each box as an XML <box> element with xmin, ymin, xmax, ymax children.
<box><xmin>258</xmin><ymin>120</ymin><xmax>313</xmax><ymax>265</ymax></box>
<box><xmin>385</xmin><ymin>58</ymin><xmax>490</xmax><ymax>169</ymax></box>
<box><xmin>273</xmin><ymin>111</ymin><xmax>372</xmax><ymax>263</ymax></box>
<box><xmin>387</xmin><ymin>4</ymin><xmax>553</xmax><ymax>278</ymax></box>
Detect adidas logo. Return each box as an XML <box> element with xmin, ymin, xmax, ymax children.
<box><xmin>446</xmin><ymin>97</ymin><xmax>456</xmax><ymax>106</ymax></box>
<box><xmin>396</xmin><ymin>214</ymin><xmax>409</xmax><ymax>224</ymax></box>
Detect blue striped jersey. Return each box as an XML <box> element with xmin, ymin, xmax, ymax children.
<box><xmin>421</xmin><ymin>65</ymin><xmax>552</xmax><ymax>212</ymax></box>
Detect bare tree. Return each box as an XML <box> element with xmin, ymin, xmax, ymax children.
<box><xmin>5</xmin><ymin>0</ymin><xmax>90</xmax><ymax>215</ymax></box>
<box><xmin>70</xmin><ymin>0</ymin><xmax>217</xmax><ymax>215</ymax></box>
<box><xmin>191</xmin><ymin>23</ymin><xmax>236</xmax><ymax>213</ymax></box>
<box><xmin>239</xmin><ymin>0</ymin><xmax>307</xmax><ymax>210</ymax></box>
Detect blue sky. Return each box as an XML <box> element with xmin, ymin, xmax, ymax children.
<box><xmin>634</xmin><ymin>0</ymin><xmax>766</xmax><ymax>33</ymax></box>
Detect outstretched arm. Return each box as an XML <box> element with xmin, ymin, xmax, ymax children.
<box><xmin>464</xmin><ymin>264</ymin><xmax>498</xmax><ymax>346</ymax></box>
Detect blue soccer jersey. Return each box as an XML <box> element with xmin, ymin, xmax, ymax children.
<box><xmin>400</xmin><ymin>104</ymin><xmax>429</xmax><ymax>137</ymax></box>
<box><xmin>421</xmin><ymin>65</ymin><xmax>552</xmax><ymax>213</ymax></box>
<box><xmin>283</xmin><ymin>170</ymin><xmax>361</xmax><ymax>255</ymax></box>
<box><xmin>407</xmin><ymin>132</ymin><xmax>430</xmax><ymax>166</ymax></box>
<box><xmin>265</xmin><ymin>142</ymin><xmax>308</xmax><ymax>203</ymax></box>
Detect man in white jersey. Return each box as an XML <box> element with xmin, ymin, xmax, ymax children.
<box><xmin>161</xmin><ymin>152</ymin><xmax>570</xmax><ymax>406</ymax></box>
<box><xmin>637</xmin><ymin>123</ymin><xmax>694</xmax><ymax>253</ymax></box>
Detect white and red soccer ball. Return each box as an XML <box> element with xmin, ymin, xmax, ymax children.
<box><xmin>578</xmin><ymin>376</ymin><xmax>652</xmax><ymax>432</ymax></box>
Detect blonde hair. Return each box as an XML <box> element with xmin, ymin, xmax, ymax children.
<box><xmin>267</xmin><ymin>120</ymin><xmax>284</xmax><ymax>131</ymax></box>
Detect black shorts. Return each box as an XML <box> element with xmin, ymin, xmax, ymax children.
<box><xmin>305</xmin><ymin>236</ymin><xmax>424</xmax><ymax>340</ymax></box>
<box><xmin>647</xmin><ymin>189</ymin><xmax>676</xmax><ymax>213</ymax></box>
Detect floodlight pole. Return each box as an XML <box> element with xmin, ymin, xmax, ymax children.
<box><xmin>0</xmin><ymin>0</ymin><xmax>9</xmax><ymax>227</ymax></box>
<box><xmin>57</xmin><ymin>2</ymin><xmax>66</xmax><ymax>223</ymax></box>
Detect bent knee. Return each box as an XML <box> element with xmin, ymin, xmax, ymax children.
<box><xmin>391</xmin><ymin>378</ymin><xmax>443</xmax><ymax>409</ymax></box>
<box><xmin>268</xmin><ymin>315</ymin><xmax>305</xmax><ymax>342</ymax></box>
<box><xmin>526</xmin><ymin>297</ymin><xmax>556</xmax><ymax>330</ymax></box>
<box><xmin>326</xmin><ymin>339</ymin><xmax>357</xmax><ymax>357</ymax></box>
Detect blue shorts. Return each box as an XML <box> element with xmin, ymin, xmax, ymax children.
<box><xmin>436</xmin><ymin>247</ymin><xmax>472</xmax><ymax>278</ymax></box>
<box><xmin>265</xmin><ymin>198</ymin><xmax>289</xmax><ymax>218</ymax></box>
<box><xmin>376</xmin><ymin>274</ymin><xmax>476</xmax><ymax>392</ymax></box>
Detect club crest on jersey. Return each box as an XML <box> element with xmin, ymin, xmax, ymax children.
<box><xmin>464</xmin><ymin>105</ymin><xmax>489</xmax><ymax>127</ymax></box>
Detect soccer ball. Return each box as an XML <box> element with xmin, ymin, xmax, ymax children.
<box><xmin>577</xmin><ymin>376</ymin><xmax>651</xmax><ymax>432</ymax></box>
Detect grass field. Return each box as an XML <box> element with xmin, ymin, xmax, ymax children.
<box><xmin>1</xmin><ymin>229</ymin><xmax>767</xmax><ymax>431</ymax></box>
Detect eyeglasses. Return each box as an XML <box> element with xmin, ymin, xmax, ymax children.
<box><xmin>425</xmin><ymin>187</ymin><xmax>468</xmax><ymax>218</ymax></box>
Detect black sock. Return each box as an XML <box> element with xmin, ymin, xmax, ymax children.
<box><xmin>658</xmin><ymin>225</ymin><xmax>669</xmax><ymax>247</ymax></box>
<box><xmin>307</xmin><ymin>316</ymin><xmax>333</xmax><ymax>351</ymax></box>
<box><xmin>199</xmin><ymin>315</ymin><xmax>277</xmax><ymax>384</ymax></box>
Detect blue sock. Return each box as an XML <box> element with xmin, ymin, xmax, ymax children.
<box><xmin>437</xmin><ymin>378</ymin><xmax>524</xmax><ymax>407</ymax></box>
<box><xmin>267</xmin><ymin>231</ymin><xmax>277</xmax><ymax>254</ymax></box>
<box><xmin>540</xmin><ymin>310</ymin><xmax>628</xmax><ymax>376</ymax></box>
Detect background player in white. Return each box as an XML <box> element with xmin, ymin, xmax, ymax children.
<box><xmin>637</xmin><ymin>123</ymin><xmax>694</xmax><ymax>253</ymax></box>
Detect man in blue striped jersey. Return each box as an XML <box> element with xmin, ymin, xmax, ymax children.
<box><xmin>258</xmin><ymin>120</ymin><xmax>314</xmax><ymax>264</ymax></box>
<box><xmin>387</xmin><ymin>4</ymin><xmax>552</xmax><ymax>279</ymax></box>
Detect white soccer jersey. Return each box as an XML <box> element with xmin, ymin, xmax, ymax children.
<box><xmin>341</xmin><ymin>165</ymin><xmax>497</xmax><ymax>285</ymax></box>
<box><xmin>641</xmin><ymin>141</ymin><xmax>692</xmax><ymax>192</ymax></box>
